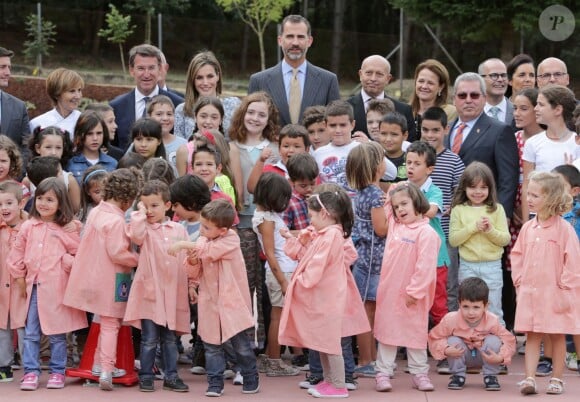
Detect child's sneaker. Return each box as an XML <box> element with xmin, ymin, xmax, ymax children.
<box><xmin>205</xmin><ymin>385</ymin><xmax>224</xmax><ymax>397</ymax></box>
<box><xmin>189</xmin><ymin>365</ymin><xmax>206</xmax><ymax>374</ymax></box>
<box><xmin>375</xmin><ymin>372</ymin><xmax>392</xmax><ymax>392</ymax></box>
<box><xmin>266</xmin><ymin>358</ymin><xmax>300</xmax><ymax>377</ymax></box>
<box><xmin>535</xmin><ymin>360</ymin><xmax>552</xmax><ymax>377</ymax></box>
<box><xmin>0</xmin><ymin>366</ymin><xmax>13</xmax><ymax>382</ymax></box>
<box><xmin>256</xmin><ymin>354</ymin><xmax>268</xmax><ymax>373</ymax></box>
<box><xmin>565</xmin><ymin>352</ymin><xmax>578</xmax><ymax>371</ymax></box>
<box><xmin>241</xmin><ymin>374</ymin><xmax>260</xmax><ymax>394</ymax></box>
<box><xmin>411</xmin><ymin>373</ymin><xmax>434</xmax><ymax>392</ymax></box>
<box><xmin>291</xmin><ymin>354</ymin><xmax>310</xmax><ymax>371</ymax></box>
<box><xmin>233</xmin><ymin>371</ymin><xmax>243</xmax><ymax>385</ymax></box>
<box><xmin>353</xmin><ymin>363</ymin><xmax>376</xmax><ymax>377</ymax></box>
<box><xmin>91</xmin><ymin>364</ymin><xmax>127</xmax><ymax>378</ymax></box>
<box><xmin>46</xmin><ymin>373</ymin><xmax>65</xmax><ymax>389</ymax></box>
<box><xmin>436</xmin><ymin>359</ymin><xmax>450</xmax><ymax>374</ymax></box>
<box><xmin>345</xmin><ymin>375</ymin><xmax>358</xmax><ymax>391</ymax></box>
<box><xmin>100</xmin><ymin>372</ymin><xmax>114</xmax><ymax>391</ymax></box>
<box><xmin>20</xmin><ymin>372</ymin><xmax>39</xmax><ymax>391</ymax></box>
<box><xmin>163</xmin><ymin>377</ymin><xmax>189</xmax><ymax>392</ymax></box>
<box><xmin>310</xmin><ymin>383</ymin><xmax>348</xmax><ymax>398</ymax></box>
<box><xmin>518</xmin><ymin>376</ymin><xmax>537</xmax><ymax>395</ymax></box>
<box><xmin>299</xmin><ymin>373</ymin><xmax>323</xmax><ymax>389</ymax></box>
<box><xmin>484</xmin><ymin>375</ymin><xmax>501</xmax><ymax>391</ymax></box>
<box><xmin>447</xmin><ymin>374</ymin><xmax>465</xmax><ymax>390</ymax></box>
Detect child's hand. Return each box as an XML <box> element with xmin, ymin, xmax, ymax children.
<box><xmin>188</xmin><ymin>286</ymin><xmax>198</xmax><ymax>303</ymax></box>
<box><xmin>445</xmin><ymin>344</ymin><xmax>465</xmax><ymax>358</ymax></box>
<box><xmin>63</xmin><ymin>220</ymin><xmax>79</xmax><ymax>233</ymax></box>
<box><xmin>480</xmin><ymin>348</ymin><xmax>503</xmax><ymax>365</ymax></box>
<box><xmin>187</xmin><ymin>254</ymin><xmax>200</xmax><ymax>266</ymax></box>
<box><xmin>15</xmin><ymin>277</ymin><xmax>26</xmax><ymax>299</ymax></box>
<box><xmin>480</xmin><ymin>217</ymin><xmax>491</xmax><ymax>232</ymax></box>
<box><xmin>279</xmin><ymin>228</ymin><xmax>294</xmax><ymax>239</ymax></box>
<box><xmin>280</xmin><ymin>279</ymin><xmax>289</xmax><ymax>296</ymax></box>
<box><xmin>297</xmin><ymin>229</ymin><xmax>313</xmax><ymax>246</ymax></box>
<box><xmin>405</xmin><ymin>294</ymin><xmax>417</xmax><ymax>307</ymax></box>
<box><xmin>351</xmin><ymin>131</ymin><xmax>369</xmax><ymax>143</ymax></box>
<box><xmin>137</xmin><ymin>201</ymin><xmax>147</xmax><ymax>215</ymax></box>
<box><xmin>259</xmin><ymin>147</ymin><xmax>273</xmax><ymax>162</ymax></box>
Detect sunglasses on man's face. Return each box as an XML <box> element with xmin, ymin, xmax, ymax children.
<box><xmin>456</xmin><ymin>92</ymin><xmax>482</xmax><ymax>100</ymax></box>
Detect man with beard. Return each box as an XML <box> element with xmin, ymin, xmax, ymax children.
<box><xmin>248</xmin><ymin>15</ymin><xmax>340</xmax><ymax>127</ymax></box>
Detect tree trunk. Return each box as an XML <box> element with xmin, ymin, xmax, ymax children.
<box><xmin>330</xmin><ymin>0</ymin><xmax>345</xmax><ymax>74</ymax></box>
<box><xmin>258</xmin><ymin>31</ymin><xmax>265</xmax><ymax>71</ymax></box>
<box><xmin>499</xmin><ymin>21</ymin><xmax>514</xmax><ymax>61</ymax></box>
<box><xmin>119</xmin><ymin>43</ymin><xmax>126</xmax><ymax>75</ymax></box>
<box><xmin>145</xmin><ymin>11</ymin><xmax>152</xmax><ymax>44</ymax></box>
<box><xmin>91</xmin><ymin>7</ymin><xmax>105</xmax><ymax>58</ymax></box>
<box><xmin>241</xmin><ymin>24</ymin><xmax>249</xmax><ymax>73</ymax></box>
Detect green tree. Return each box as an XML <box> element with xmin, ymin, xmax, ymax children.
<box><xmin>388</xmin><ymin>0</ymin><xmax>549</xmax><ymax>60</ymax></box>
<box><xmin>125</xmin><ymin>0</ymin><xmax>190</xmax><ymax>44</ymax></box>
<box><xmin>98</xmin><ymin>4</ymin><xmax>136</xmax><ymax>75</ymax></box>
<box><xmin>215</xmin><ymin>0</ymin><xmax>295</xmax><ymax>71</ymax></box>
<box><xmin>23</xmin><ymin>13</ymin><xmax>57</xmax><ymax>74</ymax></box>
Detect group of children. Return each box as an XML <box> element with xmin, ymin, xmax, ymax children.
<box><xmin>0</xmin><ymin>87</ymin><xmax>579</xmax><ymax>399</ymax></box>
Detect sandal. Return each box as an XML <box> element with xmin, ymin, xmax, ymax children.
<box><xmin>518</xmin><ymin>376</ymin><xmax>537</xmax><ymax>395</ymax></box>
<box><xmin>546</xmin><ymin>377</ymin><xmax>564</xmax><ymax>395</ymax></box>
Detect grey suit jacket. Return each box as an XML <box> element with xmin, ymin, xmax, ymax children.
<box><xmin>504</xmin><ymin>98</ymin><xmax>514</xmax><ymax>126</ymax></box>
<box><xmin>0</xmin><ymin>90</ymin><xmax>30</xmax><ymax>151</ymax></box>
<box><xmin>248</xmin><ymin>61</ymin><xmax>340</xmax><ymax>127</ymax></box>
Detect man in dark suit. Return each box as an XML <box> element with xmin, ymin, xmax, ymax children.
<box><xmin>478</xmin><ymin>58</ymin><xmax>514</xmax><ymax>126</ymax></box>
<box><xmin>347</xmin><ymin>55</ymin><xmax>417</xmax><ymax>141</ymax></box>
<box><xmin>445</xmin><ymin>72</ymin><xmax>519</xmax><ymax>218</ymax></box>
<box><xmin>0</xmin><ymin>46</ymin><xmax>30</xmax><ymax>156</ymax></box>
<box><xmin>110</xmin><ymin>44</ymin><xmax>183</xmax><ymax>151</ymax></box>
<box><xmin>248</xmin><ymin>15</ymin><xmax>340</xmax><ymax>127</ymax></box>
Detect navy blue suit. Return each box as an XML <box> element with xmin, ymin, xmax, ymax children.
<box><xmin>110</xmin><ymin>88</ymin><xmax>183</xmax><ymax>151</ymax></box>
<box><xmin>445</xmin><ymin>113</ymin><xmax>519</xmax><ymax>218</ymax></box>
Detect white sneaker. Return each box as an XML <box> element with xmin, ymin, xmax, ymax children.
<box><xmin>566</xmin><ymin>352</ymin><xmax>578</xmax><ymax>371</ymax></box>
<box><xmin>189</xmin><ymin>365</ymin><xmax>206</xmax><ymax>375</ymax></box>
<box><xmin>92</xmin><ymin>364</ymin><xmax>127</xmax><ymax>378</ymax></box>
<box><xmin>223</xmin><ymin>369</ymin><xmax>235</xmax><ymax>379</ymax></box>
<box><xmin>233</xmin><ymin>371</ymin><xmax>243</xmax><ymax>385</ymax></box>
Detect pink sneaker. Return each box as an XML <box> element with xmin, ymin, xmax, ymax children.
<box><xmin>375</xmin><ymin>373</ymin><xmax>392</xmax><ymax>392</ymax></box>
<box><xmin>20</xmin><ymin>372</ymin><xmax>39</xmax><ymax>391</ymax></box>
<box><xmin>310</xmin><ymin>383</ymin><xmax>348</xmax><ymax>398</ymax></box>
<box><xmin>47</xmin><ymin>373</ymin><xmax>65</xmax><ymax>389</ymax></box>
<box><xmin>307</xmin><ymin>381</ymin><xmax>330</xmax><ymax>395</ymax></box>
<box><xmin>412</xmin><ymin>373</ymin><xmax>434</xmax><ymax>392</ymax></box>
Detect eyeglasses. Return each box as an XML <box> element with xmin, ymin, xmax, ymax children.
<box><xmin>480</xmin><ymin>73</ymin><xmax>508</xmax><ymax>81</ymax></box>
<box><xmin>537</xmin><ymin>72</ymin><xmax>568</xmax><ymax>80</ymax></box>
<box><xmin>456</xmin><ymin>92</ymin><xmax>482</xmax><ymax>100</ymax></box>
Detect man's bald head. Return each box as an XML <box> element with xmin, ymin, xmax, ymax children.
<box><xmin>359</xmin><ymin>55</ymin><xmax>392</xmax><ymax>98</ymax></box>
<box><xmin>537</xmin><ymin>57</ymin><xmax>569</xmax><ymax>88</ymax></box>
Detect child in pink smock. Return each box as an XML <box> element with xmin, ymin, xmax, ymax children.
<box><xmin>125</xmin><ymin>180</ymin><xmax>190</xmax><ymax>392</ymax></box>
<box><xmin>174</xmin><ymin>199</ymin><xmax>259</xmax><ymax>397</ymax></box>
<box><xmin>8</xmin><ymin>177</ymin><xmax>86</xmax><ymax>391</ymax></box>
<box><xmin>0</xmin><ymin>182</ymin><xmax>27</xmax><ymax>382</ymax></box>
<box><xmin>279</xmin><ymin>186</ymin><xmax>370</xmax><ymax>399</ymax></box>
<box><xmin>63</xmin><ymin>168</ymin><xmax>141</xmax><ymax>391</ymax></box>
<box><xmin>511</xmin><ymin>171</ymin><xmax>580</xmax><ymax>396</ymax></box>
<box><xmin>373</xmin><ymin>182</ymin><xmax>440</xmax><ymax>392</ymax></box>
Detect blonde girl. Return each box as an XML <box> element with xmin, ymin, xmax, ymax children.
<box><xmin>8</xmin><ymin>178</ymin><xmax>85</xmax><ymax>391</ymax></box>
<box><xmin>449</xmin><ymin>162</ymin><xmax>510</xmax><ymax>325</ymax></box>
<box><xmin>512</xmin><ymin>171</ymin><xmax>580</xmax><ymax>396</ymax></box>
<box><xmin>345</xmin><ymin>141</ymin><xmax>388</xmax><ymax>375</ymax></box>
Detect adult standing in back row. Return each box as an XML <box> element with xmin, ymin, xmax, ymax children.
<box><xmin>248</xmin><ymin>15</ymin><xmax>340</xmax><ymax>127</ymax></box>
<box><xmin>110</xmin><ymin>44</ymin><xmax>183</xmax><ymax>151</ymax></box>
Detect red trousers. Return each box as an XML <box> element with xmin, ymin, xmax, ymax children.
<box><xmin>430</xmin><ymin>265</ymin><xmax>448</xmax><ymax>326</ymax></box>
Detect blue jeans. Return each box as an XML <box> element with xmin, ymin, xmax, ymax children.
<box><xmin>139</xmin><ymin>319</ymin><xmax>178</xmax><ymax>381</ymax></box>
<box><xmin>204</xmin><ymin>330</ymin><xmax>257</xmax><ymax>388</ymax></box>
<box><xmin>23</xmin><ymin>286</ymin><xmax>66</xmax><ymax>375</ymax></box>
<box><xmin>309</xmin><ymin>337</ymin><xmax>355</xmax><ymax>378</ymax></box>
<box><xmin>459</xmin><ymin>258</ymin><xmax>504</xmax><ymax>326</ymax></box>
